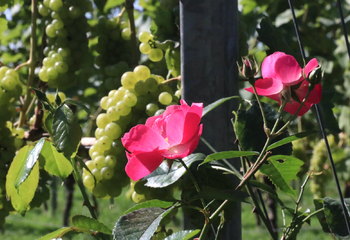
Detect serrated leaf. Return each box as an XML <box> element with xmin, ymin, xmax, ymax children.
<box><xmin>203</xmin><ymin>96</ymin><xmax>239</xmax><ymax>117</ymax></box>
<box><xmin>144</xmin><ymin>153</ymin><xmax>205</xmax><ymax>188</ymax></box>
<box><xmin>200</xmin><ymin>151</ymin><xmax>258</xmax><ymax>166</ymax></box>
<box><xmin>267</xmin><ymin>131</ymin><xmax>315</xmax><ymax>151</ymax></box>
<box><xmin>14</xmin><ymin>138</ymin><xmax>45</xmax><ymax>188</ymax></box>
<box><xmin>32</xmin><ymin>88</ymin><xmax>54</xmax><ymax>112</ymax></box>
<box><xmin>315</xmin><ymin>197</ymin><xmax>350</xmax><ymax>237</ymax></box>
<box><xmin>52</xmin><ymin>104</ymin><xmax>82</xmax><ymax>158</ymax></box>
<box><xmin>113</xmin><ymin>207</ymin><xmax>174</xmax><ymax>240</ymax></box>
<box><xmin>124</xmin><ymin>200</ymin><xmax>174</xmax><ymax>215</ymax></box>
<box><xmin>40</xmin><ymin>140</ymin><xmax>73</xmax><ymax>178</ymax></box>
<box><xmin>6</xmin><ymin>146</ymin><xmax>40</xmax><ymax>214</ymax></box>
<box><xmin>260</xmin><ymin>155</ymin><xmax>303</xmax><ymax>196</ymax></box>
<box><xmin>164</xmin><ymin>230</ymin><xmax>200</xmax><ymax>240</ymax></box>
<box><xmin>39</xmin><ymin>227</ymin><xmax>75</xmax><ymax>240</ymax></box>
<box><xmin>72</xmin><ymin>215</ymin><xmax>112</xmax><ymax>235</ymax></box>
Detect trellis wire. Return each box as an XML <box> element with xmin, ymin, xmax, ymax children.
<box><xmin>336</xmin><ymin>0</ymin><xmax>350</xmax><ymax>59</ymax></box>
<box><xmin>287</xmin><ymin>0</ymin><xmax>350</xmax><ymax>234</ymax></box>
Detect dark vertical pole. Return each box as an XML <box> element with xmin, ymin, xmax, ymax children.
<box><xmin>180</xmin><ymin>0</ymin><xmax>240</xmax><ymax>239</ymax></box>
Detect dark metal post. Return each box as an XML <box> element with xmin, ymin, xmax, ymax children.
<box><xmin>180</xmin><ymin>0</ymin><xmax>240</xmax><ymax>239</ymax></box>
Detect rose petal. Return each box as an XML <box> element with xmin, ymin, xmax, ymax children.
<box><xmin>307</xmin><ymin>84</ymin><xmax>322</xmax><ymax>104</ymax></box>
<box><xmin>261</xmin><ymin>52</ymin><xmax>287</xmax><ymax>78</ymax></box>
<box><xmin>125</xmin><ymin>151</ymin><xmax>164</xmax><ymax>181</ymax></box>
<box><xmin>274</xmin><ymin>54</ymin><xmax>302</xmax><ymax>86</ymax></box>
<box><xmin>245</xmin><ymin>78</ymin><xmax>284</xmax><ymax>96</ymax></box>
<box><xmin>303</xmin><ymin>58</ymin><xmax>319</xmax><ymax>77</ymax></box>
<box><xmin>121</xmin><ymin>124</ymin><xmax>168</xmax><ymax>152</ymax></box>
<box><xmin>284</xmin><ymin>101</ymin><xmax>312</xmax><ymax>116</ymax></box>
<box><xmin>162</xmin><ymin>124</ymin><xmax>203</xmax><ymax>159</ymax></box>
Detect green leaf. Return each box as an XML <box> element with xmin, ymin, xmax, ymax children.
<box><xmin>267</xmin><ymin>131</ymin><xmax>315</xmax><ymax>151</ymax></box>
<box><xmin>104</xmin><ymin>0</ymin><xmax>124</xmax><ymax>12</ymax></box>
<box><xmin>52</xmin><ymin>104</ymin><xmax>82</xmax><ymax>158</ymax></box>
<box><xmin>197</xmin><ymin>186</ymin><xmax>248</xmax><ymax>202</ymax></box>
<box><xmin>314</xmin><ymin>197</ymin><xmax>350</xmax><ymax>237</ymax></box>
<box><xmin>164</xmin><ymin>230</ymin><xmax>200</xmax><ymax>240</ymax></box>
<box><xmin>113</xmin><ymin>207</ymin><xmax>174</xmax><ymax>240</ymax></box>
<box><xmin>72</xmin><ymin>215</ymin><xmax>112</xmax><ymax>235</ymax></box>
<box><xmin>14</xmin><ymin>138</ymin><xmax>45</xmax><ymax>188</ymax></box>
<box><xmin>200</xmin><ymin>151</ymin><xmax>258</xmax><ymax>166</ymax></box>
<box><xmin>124</xmin><ymin>200</ymin><xmax>174</xmax><ymax>215</ymax></box>
<box><xmin>260</xmin><ymin>155</ymin><xmax>303</xmax><ymax>196</ymax></box>
<box><xmin>6</xmin><ymin>146</ymin><xmax>40</xmax><ymax>214</ymax></box>
<box><xmin>39</xmin><ymin>227</ymin><xmax>75</xmax><ymax>240</ymax></box>
<box><xmin>0</xmin><ymin>17</ymin><xmax>8</xmax><ymax>35</ymax></box>
<box><xmin>40</xmin><ymin>140</ymin><xmax>73</xmax><ymax>178</ymax></box>
<box><xmin>32</xmin><ymin>88</ymin><xmax>54</xmax><ymax>112</ymax></box>
<box><xmin>64</xmin><ymin>99</ymin><xmax>91</xmax><ymax>115</ymax></box>
<box><xmin>203</xmin><ymin>96</ymin><xmax>239</xmax><ymax>117</ymax></box>
<box><xmin>144</xmin><ymin>153</ymin><xmax>205</xmax><ymax>188</ymax></box>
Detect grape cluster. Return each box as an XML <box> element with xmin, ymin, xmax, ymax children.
<box><xmin>126</xmin><ymin>180</ymin><xmax>173</xmax><ymax>204</ymax></box>
<box><xmin>0</xmin><ymin>66</ymin><xmax>21</xmax><ymax>226</ymax></box>
<box><xmin>83</xmin><ymin>65</ymin><xmax>180</xmax><ymax>198</ymax></box>
<box><xmin>138</xmin><ymin>32</ymin><xmax>164</xmax><ymax>62</ymax></box>
<box><xmin>38</xmin><ymin>0</ymin><xmax>91</xmax><ymax>89</ymax></box>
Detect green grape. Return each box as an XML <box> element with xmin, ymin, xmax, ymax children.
<box><xmin>38</xmin><ymin>68</ymin><xmax>48</xmax><ymax>82</ymax></box>
<box><xmin>121</xmin><ymin>71</ymin><xmax>137</xmax><ymax>89</ymax></box>
<box><xmin>175</xmin><ymin>89</ymin><xmax>181</xmax><ymax>98</ymax></box>
<box><xmin>94</xmin><ymin>156</ymin><xmax>105</xmax><ymax>169</ymax></box>
<box><xmin>138</xmin><ymin>31</ymin><xmax>153</xmax><ymax>43</ymax></box>
<box><xmin>69</xmin><ymin>6</ymin><xmax>82</xmax><ymax>18</ymax></box>
<box><xmin>95</xmin><ymin>136</ymin><xmax>112</xmax><ymax>151</ymax></box>
<box><xmin>104</xmin><ymin>122</ymin><xmax>122</xmax><ymax>139</ymax></box>
<box><xmin>116</xmin><ymin>101</ymin><xmax>131</xmax><ymax>116</ymax></box>
<box><xmin>45</xmin><ymin>24</ymin><xmax>57</xmax><ymax>38</ymax></box>
<box><xmin>134</xmin><ymin>81</ymin><xmax>148</xmax><ymax>96</ymax></box>
<box><xmin>85</xmin><ymin>160</ymin><xmax>95</xmax><ymax>170</ymax></box>
<box><xmin>104</xmin><ymin>155</ymin><xmax>117</xmax><ymax>168</ymax></box>
<box><xmin>123</xmin><ymin>92</ymin><xmax>138</xmax><ymax>107</ymax></box>
<box><xmin>158</xmin><ymin>92</ymin><xmax>172</xmax><ymax>105</ymax></box>
<box><xmin>52</xmin><ymin>19</ymin><xmax>64</xmax><ymax>30</ymax></box>
<box><xmin>131</xmin><ymin>191</ymin><xmax>147</xmax><ymax>203</ymax></box>
<box><xmin>106</xmin><ymin>106</ymin><xmax>121</xmax><ymax>121</ymax></box>
<box><xmin>96</xmin><ymin>113</ymin><xmax>110</xmax><ymax>128</ymax></box>
<box><xmin>83</xmin><ymin>175</ymin><xmax>95</xmax><ymax>189</ymax></box>
<box><xmin>92</xmin><ymin>183</ymin><xmax>107</xmax><ymax>198</ymax></box>
<box><xmin>38</xmin><ymin>4</ymin><xmax>50</xmax><ymax>16</ymax></box>
<box><xmin>144</xmin><ymin>78</ymin><xmax>158</xmax><ymax>93</ymax></box>
<box><xmin>149</xmin><ymin>48</ymin><xmax>164</xmax><ymax>62</ymax></box>
<box><xmin>101</xmin><ymin>167</ymin><xmax>114</xmax><ymax>180</ymax></box>
<box><xmin>154</xmin><ymin>109</ymin><xmax>165</xmax><ymax>116</ymax></box>
<box><xmin>94</xmin><ymin>128</ymin><xmax>105</xmax><ymax>139</ymax></box>
<box><xmin>54</xmin><ymin>61</ymin><xmax>68</xmax><ymax>73</ymax></box>
<box><xmin>100</xmin><ymin>96</ymin><xmax>109</xmax><ymax>110</ymax></box>
<box><xmin>139</xmin><ymin>42</ymin><xmax>151</xmax><ymax>54</ymax></box>
<box><xmin>146</xmin><ymin>103</ymin><xmax>159</xmax><ymax>116</ymax></box>
<box><xmin>91</xmin><ymin>168</ymin><xmax>102</xmax><ymax>182</ymax></box>
<box><xmin>49</xmin><ymin>0</ymin><xmax>63</xmax><ymax>11</ymax></box>
<box><xmin>134</xmin><ymin>65</ymin><xmax>151</xmax><ymax>80</ymax></box>
<box><xmin>121</xmin><ymin>28</ymin><xmax>131</xmax><ymax>40</ymax></box>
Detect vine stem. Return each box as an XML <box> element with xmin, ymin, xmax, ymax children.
<box><xmin>336</xmin><ymin>0</ymin><xmax>350</xmax><ymax>59</ymax></box>
<box><xmin>71</xmin><ymin>157</ymin><xmax>97</xmax><ymax>219</ymax></box>
<box><xmin>287</xmin><ymin>0</ymin><xmax>350</xmax><ymax>233</ymax></box>
<box><xmin>125</xmin><ymin>0</ymin><xmax>138</xmax><ymax>66</ymax></box>
<box><xmin>19</xmin><ymin>0</ymin><xmax>38</xmax><ymax>127</ymax></box>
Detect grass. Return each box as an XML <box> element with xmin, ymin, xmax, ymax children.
<box><xmin>0</xmin><ymin>178</ymin><xmax>336</xmax><ymax>239</ymax></box>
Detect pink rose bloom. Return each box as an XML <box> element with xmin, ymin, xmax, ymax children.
<box><xmin>121</xmin><ymin>100</ymin><xmax>203</xmax><ymax>181</ymax></box>
<box><xmin>245</xmin><ymin>52</ymin><xmax>322</xmax><ymax>116</ymax></box>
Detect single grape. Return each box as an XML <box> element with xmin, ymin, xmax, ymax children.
<box><xmin>134</xmin><ymin>65</ymin><xmax>151</xmax><ymax>80</ymax></box>
<box><xmin>101</xmin><ymin>167</ymin><xmax>114</xmax><ymax>180</ymax></box>
<box><xmin>146</xmin><ymin>103</ymin><xmax>159</xmax><ymax>116</ymax></box>
<box><xmin>104</xmin><ymin>122</ymin><xmax>122</xmax><ymax>139</ymax></box>
<box><xmin>123</xmin><ymin>92</ymin><xmax>137</xmax><ymax>107</ymax></box>
<box><xmin>96</xmin><ymin>113</ymin><xmax>110</xmax><ymax>128</ymax></box>
<box><xmin>138</xmin><ymin>32</ymin><xmax>153</xmax><ymax>43</ymax></box>
<box><xmin>83</xmin><ymin>175</ymin><xmax>95</xmax><ymax>189</ymax></box>
<box><xmin>91</xmin><ymin>168</ymin><xmax>102</xmax><ymax>182</ymax></box>
<box><xmin>121</xmin><ymin>71</ymin><xmax>137</xmax><ymax>89</ymax></box>
<box><xmin>121</xmin><ymin>28</ymin><xmax>131</xmax><ymax>40</ymax></box>
<box><xmin>49</xmin><ymin>0</ymin><xmax>63</xmax><ymax>11</ymax></box>
<box><xmin>94</xmin><ymin>156</ymin><xmax>105</xmax><ymax>169</ymax></box>
<box><xmin>45</xmin><ymin>24</ymin><xmax>57</xmax><ymax>38</ymax></box>
<box><xmin>158</xmin><ymin>92</ymin><xmax>172</xmax><ymax>105</ymax></box>
<box><xmin>38</xmin><ymin>4</ymin><xmax>50</xmax><ymax>17</ymax></box>
<box><xmin>106</xmin><ymin>106</ymin><xmax>121</xmax><ymax>121</ymax></box>
<box><xmin>139</xmin><ymin>42</ymin><xmax>151</xmax><ymax>54</ymax></box>
<box><xmin>104</xmin><ymin>155</ymin><xmax>116</xmax><ymax>168</ymax></box>
<box><xmin>100</xmin><ymin>96</ymin><xmax>109</xmax><ymax>110</ymax></box>
<box><xmin>148</xmin><ymin>48</ymin><xmax>164</xmax><ymax>62</ymax></box>
<box><xmin>94</xmin><ymin>128</ymin><xmax>105</xmax><ymax>139</ymax></box>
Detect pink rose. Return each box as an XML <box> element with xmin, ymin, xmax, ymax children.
<box><xmin>121</xmin><ymin>100</ymin><xmax>203</xmax><ymax>181</ymax></box>
<box><xmin>245</xmin><ymin>52</ymin><xmax>321</xmax><ymax>116</ymax></box>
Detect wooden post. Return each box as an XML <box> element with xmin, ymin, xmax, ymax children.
<box><xmin>180</xmin><ymin>0</ymin><xmax>241</xmax><ymax>239</ymax></box>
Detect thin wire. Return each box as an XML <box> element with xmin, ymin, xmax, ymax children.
<box><xmin>287</xmin><ymin>0</ymin><xmax>350</xmax><ymax>234</ymax></box>
<box><xmin>336</xmin><ymin>0</ymin><xmax>350</xmax><ymax>59</ymax></box>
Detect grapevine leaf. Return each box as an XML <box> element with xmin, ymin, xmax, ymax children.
<box><xmin>164</xmin><ymin>230</ymin><xmax>200</xmax><ymax>240</ymax></box>
<box><xmin>52</xmin><ymin>104</ymin><xmax>82</xmax><ymax>158</ymax></box>
<box><xmin>113</xmin><ymin>207</ymin><xmax>174</xmax><ymax>240</ymax></box>
<box><xmin>124</xmin><ymin>200</ymin><xmax>175</xmax><ymax>215</ymax></box>
<box><xmin>14</xmin><ymin>138</ymin><xmax>45</xmax><ymax>188</ymax></box>
<box><xmin>267</xmin><ymin>131</ymin><xmax>316</xmax><ymax>151</ymax></box>
<box><xmin>40</xmin><ymin>140</ymin><xmax>73</xmax><ymax>178</ymax></box>
<box><xmin>200</xmin><ymin>150</ymin><xmax>259</xmax><ymax>166</ymax></box>
<box><xmin>72</xmin><ymin>215</ymin><xmax>112</xmax><ymax>235</ymax></box>
<box><xmin>38</xmin><ymin>227</ymin><xmax>75</xmax><ymax>240</ymax></box>
<box><xmin>314</xmin><ymin>197</ymin><xmax>350</xmax><ymax>237</ymax></box>
<box><xmin>260</xmin><ymin>155</ymin><xmax>303</xmax><ymax>196</ymax></box>
<box><xmin>203</xmin><ymin>96</ymin><xmax>240</xmax><ymax>117</ymax></box>
<box><xmin>6</xmin><ymin>146</ymin><xmax>40</xmax><ymax>214</ymax></box>
<box><xmin>144</xmin><ymin>153</ymin><xmax>205</xmax><ymax>188</ymax></box>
